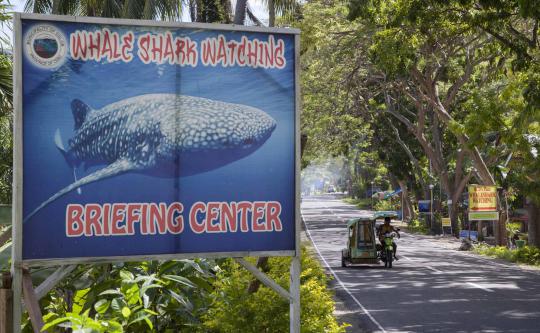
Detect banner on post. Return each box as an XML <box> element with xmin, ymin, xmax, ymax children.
<box><xmin>468</xmin><ymin>185</ymin><xmax>497</xmax><ymax>212</ymax></box>
<box><xmin>16</xmin><ymin>15</ymin><xmax>299</xmax><ymax>264</ymax></box>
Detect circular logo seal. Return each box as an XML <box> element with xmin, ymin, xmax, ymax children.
<box><xmin>24</xmin><ymin>24</ymin><xmax>67</xmax><ymax>69</ymax></box>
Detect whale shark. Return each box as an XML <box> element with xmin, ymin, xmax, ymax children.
<box><xmin>25</xmin><ymin>94</ymin><xmax>277</xmax><ymax>222</ymax></box>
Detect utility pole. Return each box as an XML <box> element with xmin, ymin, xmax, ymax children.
<box><xmin>371</xmin><ymin>181</ymin><xmax>375</xmax><ymax>211</ymax></box>
<box><xmin>429</xmin><ymin>184</ymin><xmax>434</xmax><ymax>232</ymax></box>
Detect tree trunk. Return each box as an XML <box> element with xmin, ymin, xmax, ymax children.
<box><xmin>527</xmin><ymin>198</ymin><xmax>540</xmax><ymax>247</ymax></box>
<box><xmin>52</xmin><ymin>0</ymin><xmax>60</xmax><ymax>14</ymax></box>
<box><xmin>398</xmin><ymin>180</ymin><xmax>414</xmax><ymax>222</ymax></box>
<box><xmin>233</xmin><ymin>0</ymin><xmax>247</xmax><ymax>24</ymax></box>
<box><xmin>450</xmin><ymin>202</ymin><xmax>459</xmax><ymax>236</ymax></box>
<box><xmin>189</xmin><ymin>0</ymin><xmax>197</xmax><ymax>22</ymax></box>
<box><xmin>268</xmin><ymin>0</ymin><xmax>275</xmax><ymax>27</ymax></box>
<box><xmin>221</xmin><ymin>0</ymin><xmax>232</xmax><ymax>23</ymax></box>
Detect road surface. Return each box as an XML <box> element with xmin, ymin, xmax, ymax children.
<box><xmin>301</xmin><ymin>194</ymin><xmax>540</xmax><ymax>333</ymax></box>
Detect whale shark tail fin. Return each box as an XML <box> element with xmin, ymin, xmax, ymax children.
<box><xmin>55</xmin><ymin>129</ymin><xmax>82</xmax><ymax>194</ymax></box>
<box><xmin>24</xmin><ymin>159</ymin><xmax>137</xmax><ymax>223</ymax></box>
<box><xmin>71</xmin><ymin>99</ymin><xmax>93</xmax><ymax>130</ymax></box>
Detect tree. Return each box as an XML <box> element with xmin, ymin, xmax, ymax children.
<box><xmin>26</xmin><ymin>0</ymin><xmax>183</xmax><ymax>20</ymax></box>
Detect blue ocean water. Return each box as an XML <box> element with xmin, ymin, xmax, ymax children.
<box><xmin>21</xmin><ymin>20</ymin><xmax>296</xmax><ymax>260</ymax></box>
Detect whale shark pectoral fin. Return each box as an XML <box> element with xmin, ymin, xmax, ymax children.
<box><xmin>24</xmin><ymin>159</ymin><xmax>138</xmax><ymax>223</ymax></box>
<box><xmin>71</xmin><ymin>99</ymin><xmax>93</xmax><ymax>130</ymax></box>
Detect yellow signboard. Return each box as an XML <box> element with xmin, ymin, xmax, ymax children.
<box><xmin>468</xmin><ymin>185</ymin><xmax>497</xmax><ymax>211</ymax></box>
<box><xmin>442</xmin><ymin>218</ymin><xmax>451</xmax><ymax>227</ymax></box>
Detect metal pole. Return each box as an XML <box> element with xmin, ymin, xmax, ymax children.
<box><xmin>430</xmin><ymin>187</ymin><xmax>433</xmax><ymax>231</ymax></box>
<box><xmin>12</xmin><ymin>13</ymin><xmax>23</xmax><ymax>333</ymax></box>
<box><xmin>290</xmin><ymin>256</ymin><xmax>300</xmax><ymax>333</ymax></box>
<box><xmin>371</xmin><ymin>182</ymin><xmax>374</xmax><ymax>211</ymax></box>
<box><xmin>291</xmin><ymin>33</ymin><xmax>301</xmax><ymax>333</ymax></box>
<box><xmin>401</xmin><ymin>190</ymin><xmax>404</xmax><ymax>222</ymax></box>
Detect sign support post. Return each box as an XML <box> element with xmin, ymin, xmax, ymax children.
<box><xmin>11</xmin><ymin>13</ymin><xmax>23</xmax><ymax>333</ymax></box>
<box><xmin>290</xmin><ymin>32</ymin><xmax>301</xmax><ymax>333</ymax></box>
<box><xmin>290</xmin><ymin>256</ymin><xmax>300</xmax><ymax>333</ymax></box>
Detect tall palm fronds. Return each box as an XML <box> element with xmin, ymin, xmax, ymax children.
<box><xmin>234</xmin><ymin>0</ymin><xmax>299</xmax><ymax>26</ymax></box>
<box><xmin>25</xmin><ymin>0</ymin><xmax>183</xmax><ymax>21</ymax></box>
<box><xmin>261</xmin><ymin>0</ymin><xmax>298</xmax><ymax>26</ymax></box>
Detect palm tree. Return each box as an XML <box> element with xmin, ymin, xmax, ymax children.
<box><xmin>25</xmin><ymin>0</ymin><xmax>183</xmax><ymax>20</ymax></box>
<box><xmin>234</xmin><ymin>0</ymin><xmax>297</xmax><ymax>27</ymax></box>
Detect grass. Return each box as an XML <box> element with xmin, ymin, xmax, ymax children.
<box><xmin>474</xmin><ymin>243</ymin><xmax>540</xmax><ymax>266</ymax></box>
<box><xmin>343</xmin><ymin>197</ymin><xmax>371</xmax><ymax>209</ymax></box>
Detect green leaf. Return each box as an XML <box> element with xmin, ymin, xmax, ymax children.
<box><xmin>99</xmin><ymin>289</ymin><xmax>122</xmax><ymax>296</ymax></box>
<box><xmin>162</xmin><ymin>274</ymin><xmax>196</xmax><ymax>288</ymax></box>
<box><xmin>93</xmin><ymin>299</ymin><xmax>110</xmax><ymax>314</ymax></box>
<box><xmin>41</xmin><ymin>317</ymin><xmax>70</xmax><ymax>331</ymax></box>
<box><xmin>119</xmin><ymin>270</ymin><xmax>134</xmax><ymax>282</ymax></box>
<box><xmin>121</xmin><ymin>306</ymin><xmax>131</xmax><ymax>318</ymax></box>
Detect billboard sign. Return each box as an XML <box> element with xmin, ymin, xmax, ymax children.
<box><xmin>418</xmin><ymin>200</ymin><xmax>431</xmax><ymax>213</ymax></box>
<box><xmin>441</xmin><ymin>217</ymin><xmax>451</xmax><ymax>227</ymax></box>
<box><xmin>468</xmin><ymin>185</ymin><xmax>497</xmax><ymax>212</ymax></box>
<box><xmin>15</xmin><ymin>15</ymin><xmax>299</xmax><ymax>265</ymax></box>
<box><xmin>469</xmin><ymin>211</ymin><xmax>499</xmax><ymax>221</ymax></box>
<box><xmin>459</xmin><ymin>230</ymin><xmax>478</xmax><ymax>241</ymax></box>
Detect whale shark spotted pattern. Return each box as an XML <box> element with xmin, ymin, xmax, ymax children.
<box><xmin>25</xmin><ymin>94</ymin><xmax>277</xmax><ymax>222</ymax></box>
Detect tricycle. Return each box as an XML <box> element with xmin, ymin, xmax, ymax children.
<box><xmin>341</xmin><ymin>211</ymin><xmax>399</xmax><ymax>268</ymax></box>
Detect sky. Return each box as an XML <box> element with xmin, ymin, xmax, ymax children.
<box><xmin>2</xmin><ymin>0</ymin><xmax>269</xmax><ymax>45</ymax></box>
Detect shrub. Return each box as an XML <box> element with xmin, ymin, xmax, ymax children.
<box><xmin>406</xmin><ymin>218</ymin><xmax>428</xmax><ymax>235</ymax></box>
<box><xmin>202</xmin><ymin>247</ymin><xmax>348</xmax><ymax>333</ymax></box>
<box><xmin>38</xmin><ymin>249</ymin><xmax>347</xmax><ymax>332</ymax></box>
<box><xmin>374</xmin><ymin>199</ymin><xmax>396</xmax><ymax>211</ymax></box>
<box><xmin>474</xmin><ymin>244</ymin><xmax>540</xmax><ymax>266</ymax></box>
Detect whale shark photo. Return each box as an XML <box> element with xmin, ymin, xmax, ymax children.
<box><xmin>24</xmin><ymin>94</ymin><xmax>277</xmax><ymax>222</ymax></box>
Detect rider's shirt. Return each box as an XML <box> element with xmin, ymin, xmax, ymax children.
<box><xmin>380</xmin><ymin>224</ymin><xmax>394</xmax><ymax>235</ymax></box>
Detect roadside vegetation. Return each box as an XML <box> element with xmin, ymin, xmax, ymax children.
<box><xmin>474</xmin><ymin>244</ymin><xmax>540</xmax><ymax>267</ymax></box>
<box><xmin>405</xmin><ymin>219</ymin><xmax>429</xmax><ymax>235</ymax></box>
<box><xmin>343</xmin><ymin>198</ymin><xmax>371</xmax><ymax>210</ymax></box>
<box><xmin>37</xmin><ymin>247</ymin><xmax>347</xmax><ymax>332</ymax></box>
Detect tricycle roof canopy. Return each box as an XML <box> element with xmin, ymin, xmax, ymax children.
<box><xmin>346</xmin><ymin>215</ymin><xmax>374</xmax><ymax>228</ymax></box>
<box><xmin>374</xmin><ymin>211</ymin><xmax>399</xmax><ymax>219</ymax></box>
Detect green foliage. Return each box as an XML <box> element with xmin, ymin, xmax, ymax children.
<box><xmin>0</xmin><ymin>3</ymin><xmax>11</xmax><ymax>204</ymax></box>
<box><xmin>343</xmin><ymin>197</ymin><xmax>371</xmax><ymax>209</ymax></box>
<box><xmin>36</xmin><ymin>250</ymin><xmax>347</xmax><ymax>332</ymax></box>
<box><xmin>374</xmin><ymin>198</ymin><xmax>397</xmax><ymax>211</ymax></box>
<box><xmin>202</xmin><ymin>248</ymin><xmax>348</xmax><ymax>333</ymax></box>
<box><xmin>506</xmin><ymin>222</ymin><xmax>521</xmax><ymax>238</ymax></box>
<box><xmin>369</xmin><ymin>28</ymin><xmax>420</xmax><ymax>78</ymax></box>
<box><xmin>40</xmin><ymin>259</ymin><xmax>218</xmax><ymax>332</ymax></box>
<box><xmin>406</xmin><ymin>218</ymin><xmax>429</xmax><ymax>235</ymax></box>
<box><xmin>474</xmin><ymin>244</ymin><xmax>540</xmax><ymax>266</ymax></box>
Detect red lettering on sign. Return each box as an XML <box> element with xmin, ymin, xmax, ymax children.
<box><xmin>66</xmin><ymin>204</ymin><xmax>84</xmax><ymax>237</ymax></box>
<box><xmin>190</xmin><ymin>202</ymin><xmax>206</xmax><ymax>234</ymax></box>
<box><xmin>167</xmin><ymin>202</ymin><xmax>184</xmax><ymax>234</ymax></box>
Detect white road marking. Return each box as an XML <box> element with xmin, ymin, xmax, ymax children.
<box><xmin>402</xmin><ymin>255</ymin><xmax>442</xmax><ymax>273</ymax></box>
<box><xmin>467</xmin><ymin>282</ymin><xmax>494</xmax><ymax>293</ymax></box>
<box><xmin>301</xmin><ymin>211</ymin><xmax>387</xmax><ymax>333</ymax></box>
<box><xmin>401</xmin><ymin>255</ymin><xmax>413</xmax><ymax>262</ymax></box>
<box><xmin>426</xmin><ymin>266</ymin><xmax>443</xmax><ymax>273</ymax></box>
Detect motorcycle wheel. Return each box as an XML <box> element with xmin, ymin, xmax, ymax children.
<box><xmin>386</xmin><ymin>249</ymin><xmax>393</xmax><ymax>268</ymax></box>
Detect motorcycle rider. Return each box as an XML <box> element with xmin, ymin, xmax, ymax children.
<box><xmin>378</xmin><ymin>216</ymin><xmax>400</xmax><ymax>260</ymax></box>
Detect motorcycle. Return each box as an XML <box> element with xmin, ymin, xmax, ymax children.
<box><xmin>379</xmin><ymin>232</ymin><xmax>398</xmax><ymax>268</ymax></box>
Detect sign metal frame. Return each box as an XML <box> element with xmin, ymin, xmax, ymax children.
<box><xmin>12</xmin><ymin>13</ymin><xmax>301</xmax><ymax>332</ymax></box>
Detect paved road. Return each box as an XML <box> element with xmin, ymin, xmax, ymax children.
<box><xmin>301</xmin><ymin>195</ymin><xmax>540</xmax><ymax>333</ymax></box>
